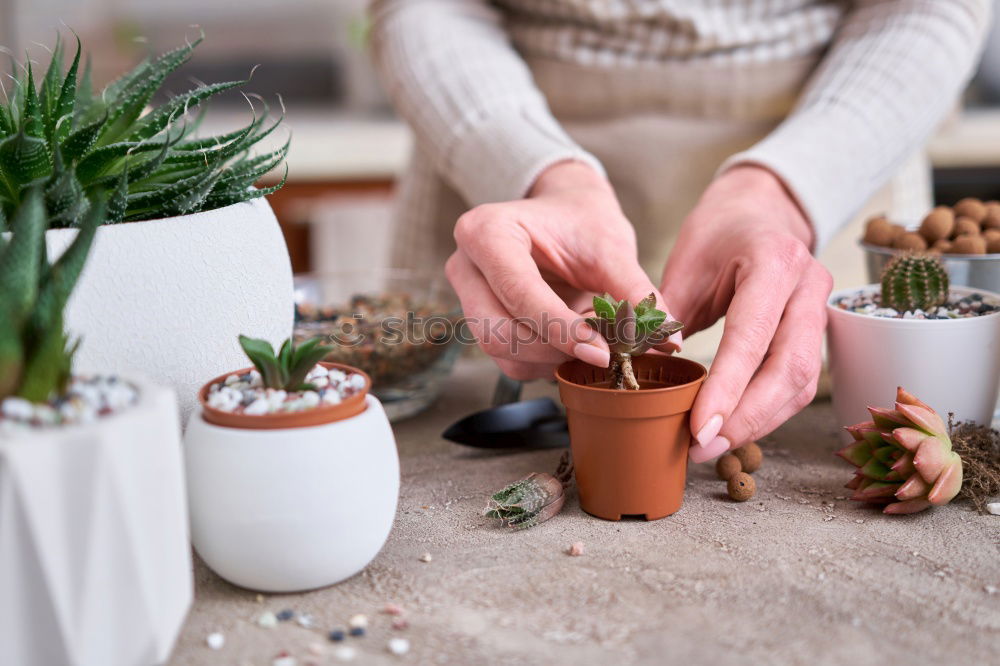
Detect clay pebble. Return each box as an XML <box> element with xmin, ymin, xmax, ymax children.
<box><xmin>727</xmin><ymin>473</ymin><xmax>756</xmax><ymax>502</ymax></box>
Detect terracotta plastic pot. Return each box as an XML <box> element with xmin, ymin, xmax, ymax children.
<box><xmin>556</xmin><ymin>355</ymin><xmax>707</xmax><ymax>521</ymax></box>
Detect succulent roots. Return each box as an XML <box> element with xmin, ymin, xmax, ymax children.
<box><xmin>610</xmin><ymin>352</ymin><xmax>640</xmax><ymax>390</ymax></box>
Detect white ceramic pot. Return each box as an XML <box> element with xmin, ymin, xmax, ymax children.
<box><xmin>827</xmin><ymin>285</ymin><xmax>1000</xmax><ymax>431</ymax></box>
<box><xmin>183</xmin><ymin>395</ymin><xmax>399</xmax><ymax>592</ymax></box>
<box><xmin>0</xmin><ymin>377</ymin><xmax>192</xmax><ymax>666</ymax></box>
<box><xmin>44</xmin><ymin>198</ymin><xmax>294</xmax><ymax>422</ymax></box>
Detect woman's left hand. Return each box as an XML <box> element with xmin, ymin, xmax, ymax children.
<box><xmin>659</xmin><ymin>166</ymin><xmax>834</xmax><ymax>463</ymax></box>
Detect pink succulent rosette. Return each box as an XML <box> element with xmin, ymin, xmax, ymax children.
<box><xmin>837</xmin><ymin>387</ymin><xmax>963</xmax><ymax>515</ymax></box>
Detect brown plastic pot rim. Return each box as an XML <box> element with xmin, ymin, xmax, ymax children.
<box><xmin>197</xmin><ymin>361</ymin><xmax>371</xmax><ymax>430</ymax></box>
<box><xmin>555</xmin><ymin>356</ymin><xmax>707</xmax><ymax>393</ymax></box>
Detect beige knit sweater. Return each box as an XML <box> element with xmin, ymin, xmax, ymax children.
<box><xmin>370</xmin><ymin>0</ymin><xmax>991</xmax><ymax>251</ymax></box>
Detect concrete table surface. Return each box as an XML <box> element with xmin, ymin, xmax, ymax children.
<box><xmin>170</xmin><ymin>356</ymin><xmax>1000</xmax><ymax>666</ymax></box>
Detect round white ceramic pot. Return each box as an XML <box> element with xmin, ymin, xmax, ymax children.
<box><xmin>183</xmin><ymin>395</ymin><xmax>399</xmax><ymax>592</ymax></box>
<box><xmin>827</xmin><ymin>285</ymin><xmax>1000</xmax><ymax>431</ymax></box>
<box><xmin>0</xmin><ymin>377</ymin><xmax>192</xmax><ymax>666</ymax></box>
<box><xmin>44</xmin><ymin>198</ymin><xmax>294</xmax><ymax>422</ymax></box>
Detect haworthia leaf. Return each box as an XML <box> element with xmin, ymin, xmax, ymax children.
<box><xmin>75</xmin><ymin>138</ymin><xmax>167</xmax><ymax>183</ymax></box>
<box><xmin>128</xmin><ymin>79</ymin><xmax>245</xmax><ymax>142</ymax></box>
<box><xmin>0</xmin><ymin>130</ymin><xmax>52</xmax><ymax>198</ymax></box>
<box><xmin>106</xmin><ymin>170</ymin><xmax>128</xmax><ymax>223</ymax></box>
<box><xmin>21</xmin><ymin>63</ymin><xmax>44</xmax><ymax>139</ymax></box>
<box><xmin>61</xmin><ymin>110</ymin><xmax>108</xmax><ymax>162</ymax></box>
<box><xmin>52</xmin><ymin>36</ymin><xmax>82</xmax><ymax>143</ymax></box>
<box><xmin>0</xmin><ymin>187</ymin><xmax>46</xmax><ymax>325</ymax></box>
<box><xmin>44</xmin><ymin>146</ymin><xmax>88</xmax><ymax>228</ymax></box>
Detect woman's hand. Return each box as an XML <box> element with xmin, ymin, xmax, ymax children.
<box><xmin>445</xmin><ymin>161</ymin><xmax>679</xmax><ymax>380</ymax></box>
<box><xmin>659</xmin><ymin>166</ymin><xmax>833</xmax><ymax>462</ymax></box>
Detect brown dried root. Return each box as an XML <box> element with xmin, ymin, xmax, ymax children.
<box><xmin>610</xmin><ymin>352</ymin><xmax>640</xmax><ymax>390</ymax></box>
<box><xmin>949</xmin><ymin>416</ymin><xmax>1000</xmax><ymax>513</ymax></box>
<box><xmin>484</xmin><ymin>452</ymin><xmax>573</xmax><ymax>529</ymax></box>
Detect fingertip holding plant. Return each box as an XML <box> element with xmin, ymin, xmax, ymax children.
<box><xmin>586</xmin><ymin>292</ymin><xmax>683</xmax><ymax>390</ymax></box>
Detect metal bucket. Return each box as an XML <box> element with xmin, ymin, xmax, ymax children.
<box><xmin>861</xmin><ymin>241</ymin><xmax>1000</xmax><ymax>292</ymax></box>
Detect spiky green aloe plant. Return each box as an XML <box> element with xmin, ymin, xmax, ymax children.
<box><xmin>0</xmin><ymin>187</ymin><xmax>103</xmax><ymax>402</ymax></box>
<box><xmin>484</xmin><ymin>452</ymin><xmax>572</xmax><ymax>529</ymax></box>
<box><xmin>837</xmin><ymin>387</ymin><xmax>963</xmax><ymax>514</ymax></box>
<box><xmin>237</xmin><ymin>335</ymin><xmax>333</xmax><ymax>392</ymax></box>
<box><xmin>880</xmin><ymin>253</ymin><xmax>949</xmax><ymax>312</ymax></box>
<box><xmin>587</xmin><ymin>292</ymin><xmax>684</xmax><ymax>390</ymax></box>
<box><xmin>0</xmin><ymin>34</ymin><xmax>287</xmax><ymax>231</ymax></box>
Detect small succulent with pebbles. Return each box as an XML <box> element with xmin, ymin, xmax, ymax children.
<box><xmin>587</xmin><ymin>293</ymin><xmax>684</xmax><ymax>390</ymax></box>
<box><xmin>879</xmin><ymin>253</ymin><xmax>949</xmax><ymax>313</ymax></box>
<box><xmin>484</xmin><ymin>452</ymin><xmax>573</xmax><ymax>529</ymax></box>
<box><xmin>206</xmin><ymin>335</ymin><xmax>365</xmax><ymax>414</ymax></box>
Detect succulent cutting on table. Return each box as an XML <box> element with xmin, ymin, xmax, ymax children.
<box><xmin>586</xmin><ymin>293</ymin><xmax>684</xmax><ymax>390</ymax></box>
<box><xmin>837</xmin><ymin>387</ymin><xmax>963</xmax><ymax>514</ymax></box>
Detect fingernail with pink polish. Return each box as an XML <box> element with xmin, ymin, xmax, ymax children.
<box><xmin>668</xmin><ymin>330</ymin><xmax>683</xmax><ymax>352</ymax></box>
<box><xmin>573</xmin><ymin>343</ymin><xmax>610</xmax><ymax>368</ymax></box>
<box><xmin>689</xmin><ymin>435</ymin><xmax>730</xmax><ymax>463</ymax></box>
<box><xmin>694</xmin><ymin>414</ymin><xmax>723</xmax><ymax>448</ymax></box>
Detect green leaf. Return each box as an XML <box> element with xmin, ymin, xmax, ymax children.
<box><xmin>238</xmin><ymin>335</ymin><xmax>283</xmax><ymax>389</ymax></box>
<box><xmin>39</xmin><ymin>34</ymin><xmax>65</xmax><ymax>137</ymax></box>
<box><xmin>106</xmin><ymin>170</ymin><xmax>128</xmax><ymax>223</ymax></box>
<box><xmin>52</xmin><ymin>36</ymin><xmax>82</xmax><ymax>143</ymax></box>
<box><xmin>0</xmin><ymin>187</ymin><xmax>46</xmax><ymax>326</ymax></box>
<box><xmin>201</xmin><ymin>167</ymin><xmax>286</xmax><ymax>211</ymax></box>
<box><xmin>44</xmin><ymin>146</ymin><xmax>89</xmax><ymax>228</ymax></box>
<box><xmin>75</xmin><ymin>139</ymin><xmax>167</xmax><ymax>183</ymax></box>
<box><xmin>21</xmin><ymin>62</ymin><xmax>44</xmax><ymax>138</ymax></box>
<box><xmin>73</xmin><ymin>54</ymin><xmax>94</xmax><ymax>125</ymax></box>
<box><xmin>128</xmin><ymin>79</ymin><xmax>245</xmax><ymax>142</ymax></box>
<box><xmin>592</xmin><ymin>295</ymin><xmax>616</xmax><ymax>320</ymax></box>
<box><xmin>61</xmin><ymin>110</ymin><xmax>108</xmax><ymax>162</ymax></box>
<box><xmin>0</xmin><ymin>130</ymin><xmax>52</xmax><ymax>199</ymax></box>
<box><xmin>286</xmin><ymin>338</ymin><xmax>333</xmax><ymax>389</ymax></box>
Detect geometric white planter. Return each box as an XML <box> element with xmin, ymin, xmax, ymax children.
<box><xmin>45</xmin><ymin>198</ymin><xmax>294</xmax><ymax>423</ymax></box>
<box><xmin>183</xmin><ymin>395</ymin><xmax>399</xmax><ymax>592</ymax></box>
<box><xmin>827</xmin><ymin>285</ymin><xmax>1000</xmax><ymax>432</ymax></box>
<box><xmin>0</xmin><ymin>377</ymin><xmax>192</xmax><ymax>666</ymax></box>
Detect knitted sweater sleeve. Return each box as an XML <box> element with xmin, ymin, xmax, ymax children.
<box><xmin>720</xmin><ymin>0</ymin><xmax>992</xmax><ymax>251</ymax></box>
<box><xmin>368</xmin><ymin>0</ymin><xmax>605</xmax><ymax>207</ymax></box>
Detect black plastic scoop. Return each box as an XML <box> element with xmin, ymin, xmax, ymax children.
<box><xmin>442</xmin><ymin>397</ymin><xmax>569</xmax><ymax>449</ymax></box>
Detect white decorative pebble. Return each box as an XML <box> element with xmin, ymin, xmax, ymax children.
<box><xmin>308</xmin><ymin>642</ymin><xmax>326</xmax><ymax>655</ymax></box>
<box><xmin>225</xmin><ymin>374</ymin><xmax>240</xmax><ymax>385</ymax></box>
<box><xmin>419</xmin><ymin>553</ymin><xmax>432</xmax><ymax>563</ymax></box>
<box><xmin>257</xmin><ymin>611</ymin><xmax>278</xmax><ymax>628</ymax></box>
<box><xmin>2</xmin><ymin>397</ymin><xmax>35</xmax><ymax>420</ymax></box>
<box><xmin>244</xmin><ymin>398</ymin><xmax>270</xmax><ymax>416</ymax></box>
<box><xmin>310</xmin><ymin>365</ymin><xmax>329</xmax><ymax>378</ymax></box>
<box><xmin>328</xmin><ymin>370</ymin><xmax>347</xmax><ymax>383</ymax></box>
<box><xmin>297</xmin><ymin>613</ymin><xmax>316</xmax><ymax>628</ymax></box>
<box><xmin>273</xmin><ymin>657</ymin><xmax>297</xmax><ymax>666</ymax></box>
<box><xmin>985</xmin><ymin>585</ymin><xmax>997</xmax><ymax>595</ymax></box>
<box><xmin>301</xmin><ymin>391</ymin><xmax>320</xmax><ymax>408</ymax></box>
<box><xmin>348</xmin><ymin>374</ymin><xmax>366</xmax><ymax>390</ymax></box>
<box><xmin>986</xmin><ymin>503</ymin><xmax>1000</xmax><ymax>516</ymax></box>
<box><xmin>312</xmin><ymin>376</ymin><xmax>330</xmax><ymax>389</ymax></box>
<box><xmin>387</xmin><ymin>637</ymin><xmax>410</xmax><ymax>656</ymax></box>
<box><xmin>332</xmin><ymin>645</ymin><xmax>357</xmax><ymax>662</ymax></box>
<box><xmin>348</xmin><ymin>614</ymin><xmax>368</xmax><ymax>629</ymax></box>
<box><xmin>567</xmin><ymin>542</ymin><xmax>584</xmax><ymax>556</ymax></box>
<box><xmin>322</xmin><ymin>391</ymin><xmax>342</xmax><ymax>405</ymax></box>
<box><xmin>206</xmin><ymin>632</ymin><xmax>225</xmax><ymax>650</ymax></box>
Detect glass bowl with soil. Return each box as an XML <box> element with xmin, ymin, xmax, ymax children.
<box><xmin>293</xmin><ymin>270</ymin><xmax>465</xmax><ymax>421</ymax></box>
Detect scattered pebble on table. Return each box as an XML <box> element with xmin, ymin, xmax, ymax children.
<box><xmin>277</xmin><ymin>609</ymin><xmax>295</xmax><ymax>622</ymax></box>
<box><xmin>419</xmin><ymin>553</ymin><xmax>433</xmax><ymax>563</ymax></box>
<box><xmin>986</xmin><ymin>502</ymin><xmax>1000</xmax><ymax>515</ymax></box>
<box><xmin>206</xmin><ymin>632</ymin><xmax>225</xmax><ymax>650</ymax></box>
<box><xmin>348</xmin><ymin>614</ymin><xmax>368</xmax><ymax>629</ymax></box>
<box><xmin>272</xmin><ymin>654</ymin><xmax>297</xmax><ymax>666</ymax></box>
<box><xmin>349</xmin><ymin>627</ymin><xmax>366</xmax><ymax>637</ymax></box>
<box><xmin>332</xmin><ymin>645</ymin><xmax>357</xmax><ymax>662</ymax></box>
<box><xmin>308</xmin><ymin>642</ymin><xmax>326</xmax><ymax>656</ymax></box>
<box><xmin>328</xmin><ymin>629</ymin><xmax>346</xmax><ymax>642</ymax></box>
<box><xmin>258</xmin><ymin>611</ymin><xmax>278</xmax><ymax>628</ymax></box>
<box><xmin>567</xmin><ymin>542</ymin><xmax>585</xmax><ymax>556</ymax></box>
<box><xmin>985</xmin><ymin>585</ymin><xmax>997</xmax><ymax>595</ymax></box>
<box><xmin>296</xmin><ymin>613</ymin><xmax>315</xmax><ymax>629</ymax></box>
<box><xmin>392</xmin><ymin>618</ymin><xmax>410</xmax><ymax>630</ymax></box>
<box><xmin>388</xmin><ymin>637</ymin><xmax>411</xmax><ymax>656</ymax></box>
<box><xmin>382</xmin><ymin>602</ymin><xmax>404</xmax><ymax>616</ymax></box>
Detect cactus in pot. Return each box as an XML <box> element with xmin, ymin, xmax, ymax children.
<box><xmin>837</xmin><ymin>387</ymin><xmax>963</xmax><ymax>514</ymax></box>
<box><xmin>0</xmin><ymin>187</ymin><xmax>102</xmax><ymax>402</ymax></box>
<box><xmin>879</xmin><ymin>253</ymin><xmax>949</xmax><ymax>312</ymax></box>
<box><xmin>0</xmin><ymin>34</ymin><xmax>287</xmax><ymax>230</ymax></box>
<box><xmin>587</xmin><ymin>293</ymin><xmax>684</xmax><ymax>390</ymax></box>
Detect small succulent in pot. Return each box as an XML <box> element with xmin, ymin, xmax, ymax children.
<box><xmin>587</xmin><ymin>293</ymin><xmax>683</xmax><ymax>390</ymax></box>
<box><xmin>237</xmin><ymin>335</ymin><xmax>334</xmax><ymax>392</ymax></box>
<box><xmin>879</xmin><ymin>253</ymin><xmax>948</xmax><ymax>313</ymax></box>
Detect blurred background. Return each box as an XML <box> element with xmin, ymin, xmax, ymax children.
<box><xmin>3</xmin><ymin>0</ymin><xmax>1000</xmax><ymax>364</ymax></box>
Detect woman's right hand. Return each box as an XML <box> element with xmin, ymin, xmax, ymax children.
<box><xmin>445</xmin><ymin>160</ymin><xmax>679</xmax><ymax>380</ymax></box>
